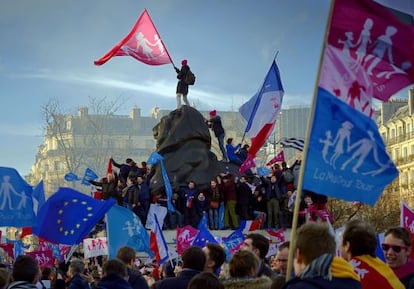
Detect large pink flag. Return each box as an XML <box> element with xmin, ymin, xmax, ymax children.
<box><xmin>94</xmin><ymin>9</ymin><xmax>172</xmax><ymax>66</ymax></box>
<box><xmin>319</xmin><ymin>0</ymin><xmax>414</xmax><ymax>118</ymax></box>
<box><xmin>400</xmin><ymin>201</ymin><xmax>414</xmax><ymax>259</ymax></box>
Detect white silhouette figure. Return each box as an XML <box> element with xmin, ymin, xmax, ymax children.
<box><xmin>16</xmin><ymin>192</ymin><xmax>27</xmax><ymax>209</ymax></box>
<box><xmin>404</xmin><ymin>216</ymin><xmax>414</xmax><ymax>233</ymax></box>
<box><xmin>0</xmin><ymin>175</ymin><xmax>24</xmax><ymax>210</ymax></box>
<box><xmin>352</xmin><ymin>18</ymin><xmax>373</xmax><ymax>66</ymax></box>
<box><xmin>365</xmin><ymin>26</ymin><xmax>397</xmax><ymax>75</ymax></box>
<box><xmin>376</xmin><ymin>61</ymin><xmax>412</xmax><ymax>79</ymax></box>
<box><xmin>349</xmin><ymin>259</ymin><xmax>369</xmax><ymax>279</ymax></box>
<box><xmin>338</xmin><ymin>31</ymin><xmax>355</xmax><ymax>62</ymax></box>
<box><xmin>319</xmin><ymin>130</ymin><xmax>333</xmax><ymax>163</ymax></box>
<box><xmin>330</xmin><ymin>121</ymin><xmax>353</xmax><ymax>169</ymax></box>
<box><xmin>341</xmin><ymin>130</ymin><xmax>381</xmax><ymax>173</ymax></box>
<box><xmin>135</xmin><ymin>31</ymin><xmax>154</xmax><ymax>59</ymax></box>
<box><xmin>151</xmin><ymin>34</ymin><xmax>165</xmax><ymax>54</ymax></box>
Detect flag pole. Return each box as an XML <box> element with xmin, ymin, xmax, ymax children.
<box><xmin>285</xmin><ymin>0</ymin><xmax>336</xmax><ymax>282</ymax></box>
<box><xmin>144</xmin><ymin>9</ymin><xmax>176</xmax><ymax>68</ymax></box>
<box><xmin>241</xmin><ymin>50</ymin><xmax>280</xmax><ymax>145</ymax></box>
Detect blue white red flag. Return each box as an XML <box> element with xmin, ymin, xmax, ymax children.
<box><xmin>106</xmin><ymin>205</ymin><xmax>151</xmax><ymax>258</ymax></box>
<box><xmin>150</xmin><ymin>213</ymin><xmax>169</xmax><ymax>266</ymax></box>
<box><xmin>239</xmin><ymin>60</ymin><xmax>284</xmax><ymax>173</ymax></box>
<box><xmin>301</xmin><ymin>0</ymin><xmax>414</xmax><ymax>205</ymax></box>
<box><xmin>94</xmin><ymin>9</ymin><xmax>172</xmax><ymax>66</ymax></box>
<box><xmin>237</xmin><ymin>220</ymin><xmax>260</xmax><ymax>234</ymax></box>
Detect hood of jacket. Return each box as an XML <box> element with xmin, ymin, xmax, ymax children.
<box><xmin>222</xmin><ymin>276</ymin><xmax>272</xmax><ymax>289</ymax></box>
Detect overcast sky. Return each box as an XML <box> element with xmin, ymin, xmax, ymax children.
<box><xmin>0</xmin><ymin>0</ymin><xmax>409</xmax><ymax>176</ymax></box>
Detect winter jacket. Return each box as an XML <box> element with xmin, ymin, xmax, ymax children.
<box><xmin>68</xmin><ymin>275</ymin><xmax>90</xmax><ymax>289</ymax></box>
<box><xmin>97</xmin><ymin>273</ymin><xmax>132</xmax><ymax>289</ymax></box>
<box><xmin>6</xmin><ymin>281</ymin><xmax>37</xmax><ymax>289</ymax></box>
<box><xmin>282</xmin><ymin>254</ymin><xmax>361</xmax><ymax>289</ymax></box>
<box><xmin>222</xmin><ymin>276</ymin><xmax>272</xmax><ymax>289</ymax></box>
<box><xmin>175</xmin><ymin>65</ymin><xmax>190</xmax><ymax>95</ymax></box>
<box><xmin>151</xmin><ymin>269</ymin><xmax>200</xmax><ymax>289</ymax></box>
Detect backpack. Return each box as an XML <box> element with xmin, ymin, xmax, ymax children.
<box><xmin>283</xmin><ymin>169</ymin><xmax>294</xmax><ymax>183</ymax></box>
<box><xmin>185</xmin><ymin>69</ymin><xmax>196</xmax><ymax>85</ymax></box>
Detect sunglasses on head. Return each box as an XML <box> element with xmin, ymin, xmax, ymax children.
<box><xmin>381</xmin><ymin>243</ymin><xmax>409</xmax><ymax>253</ymax></box>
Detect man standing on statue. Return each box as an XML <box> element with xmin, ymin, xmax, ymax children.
<box><xmin>206</xmin><ymin>110</ymin><xmax>227</xmax><ymax>161</ymax></box>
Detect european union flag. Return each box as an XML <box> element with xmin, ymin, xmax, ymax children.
<box><xmin>33</xmin><ymin>187</ymin><xmax>115</xmax><ymax>245</ymax></box>
<box><xmin>0</xmin><ymin>167</ymin><xmax>36</xmax><ymax>227</ymax></box>
<box><xmin>106</xmin><ymin>205</ymin><xmax>151</xmax><ymax>258</ymax></box>
<box><xmin>303</xmin><ymin>88</ymin><xmax>398</xmax><ymax>205</ymax></box>
<box><xmin>192</xmin><ymin>226</ymin><xmax>217</xmax><ymax>248</ymax></box>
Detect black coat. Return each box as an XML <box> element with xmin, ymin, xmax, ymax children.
<box><xmin>97</xmin><ymin>273</ymin><xmax>132</xmax><ymax>289</ymax></box>
<box><xmin>151</xmin><ymin>269</ymin><xmax>200</xmax><ymax>289</ymax></box>
<box><xmin>175</xmin><ymin>65</ymin><xmax>190</xmax><ymax>95</ymax></box>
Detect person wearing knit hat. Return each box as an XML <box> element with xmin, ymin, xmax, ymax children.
<box><xmin>206</xmin><ymin>109</ymin><xmax>227</xmax><ymax>161</ymax></box>
<box><xmin>174</xmin><ymin>59</ymin><xmax>191</xmax><ymax>108</ymax></box>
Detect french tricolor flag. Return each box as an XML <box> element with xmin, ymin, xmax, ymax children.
<box><xmin>239</xmin><ymin>60</ymin><xmax>284</xmax><ymax>173</ymax></box>
<box><xmin>238</xmin><ymin>220</ymin><xmax>261</xmax><ymax>233</ymax></box>
<box><xmin>150</xmin><ymin>213</ymin><xmax>169</xmax><ymax>266</ymax></box>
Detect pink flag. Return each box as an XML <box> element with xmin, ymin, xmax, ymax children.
<box><xmin>0</xmin><ymin>243</ymin><xmax>13</xmax><ymax>259</ymax></box>
<box><xmin>238</xmin><ymin>156</ymin><xmax>256</xmax><ymax>174</ymax></box>
<box><xmin>27</xmin><ymin>250</ymin><xmax>54</xmax><ymax>268</ymax></box>
<box><xmin>94</xmin><ymin>9</ymin><xmax>172</xmax><ymax>66</ymax></box>
<box><xmin>266</xmin><ymin>150</ymin><xmax>285</xmax><ymax>166</ymax></box>
<box><xmin>176</xmin><ymin>225</ymin><xmax>199</xmax><ymax>254</ymax></box>
<box><xmin>319</xmin><ymin>0</ymin><xmax>414</xmax><ymax>118</ymax></box>
<box><xmin>400</xmin><ymin>201</ymin><xmax>414</xmax><ymax>260</ymax></box>
<box><xmin>401</xmin><ymin>201</ymin><xmax>414</xmax><ymax>233</ymax></box>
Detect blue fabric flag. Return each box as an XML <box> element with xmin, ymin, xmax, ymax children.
<box><xmin>303</xmin><ymin>88</ymin><xmax>398</xmax><ymax>205</ymax></box>
<box><xmin>48</xmin><ymin>242</ymin><xmax>64</xmax><ymax>262</ymax></box>
<box><xmin>222</xmin><ymin>229</ymin><xmax>245</xmax><ymax>259</ymax></box>
<box><xmin>64</xmin><ymin>172</ymin><xmax>80</xmax><ymax>182</ymax></box>
<box><xmin>0</xmin><ymin>167</ymin><xmax>36</xmax><ymax>227</ymax></box>
<box><xmin>32</xmin><ymin>180</ymin><xmax>46</xmax><ymax>213</ymax></box>
<box><xmin>192</xmin><ymin>226</ymin><xmax>217</xmax><ymax>248</ymax></box>
<box><xmin>106</xmin><ymin>205</ymin><xmax>152</xmax><ymax>258</ymax></box>
<box><xmin>218</xmin><ymin>202</ymin><xmax>225</xmax><ymax>230</ymax></box>
<box><xmin>81</xmin><ymin>168</ymin><xmax>99</xmax><ymax>186</ymax></box>
<box><xmin>13</xmin><ymin>240</ymin><xmax>29</xmax><ymax>259</ymax></box>
<box><xmin>33</xmin><ymin>187</ymin><xmax>115</xmax><ymax>245</ymax></box>
<box><xmin>147</xmin><ymin>152</ymin><xmax>175</xmax><ymax>212</ymax></box>
<box><xmin>375</xmin><ymin>232</ymin><xmax>386</xmax><ymax>262</ymax></box>
<box><xmin>197</xmin><ymin>212</ymin><xmax>208</xmax><ymax>230</ymax></box>
<box><xmin>257</xmin><ymin>167</ymin><xmax>271</xmax><ymax>177</ymax></box>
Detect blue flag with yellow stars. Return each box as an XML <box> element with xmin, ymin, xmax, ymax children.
<box><xmin>33</xmin><ymin>187</ymin><xmax>115</xmax><ymax>245</ymax></box>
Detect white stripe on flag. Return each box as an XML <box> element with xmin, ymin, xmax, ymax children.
<box><xmin>280</xmin><ymin>138</ymin><xmax>304</xmax><ymax>151</ymax></box>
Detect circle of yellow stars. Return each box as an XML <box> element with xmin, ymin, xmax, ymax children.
<box><xmin>56</xmin><ymin>199</ymin><xmax>94</xmax><ymax>236</ymax></box>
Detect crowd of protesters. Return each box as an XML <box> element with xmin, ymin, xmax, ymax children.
<box><xmin>87</xmin><ymin>154</ymin><xmax>311</xmax><ymax>231</ymax></box>
<box><xmin>0</xmin><ymin>221</ymin><xmax>412</xmax><ymax>289</ymax></box>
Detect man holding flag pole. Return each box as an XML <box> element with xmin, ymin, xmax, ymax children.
<box><xmin>286</xmin><ymin>0</ymin><xmax>414</xmax><ymax>283</ymax></box>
